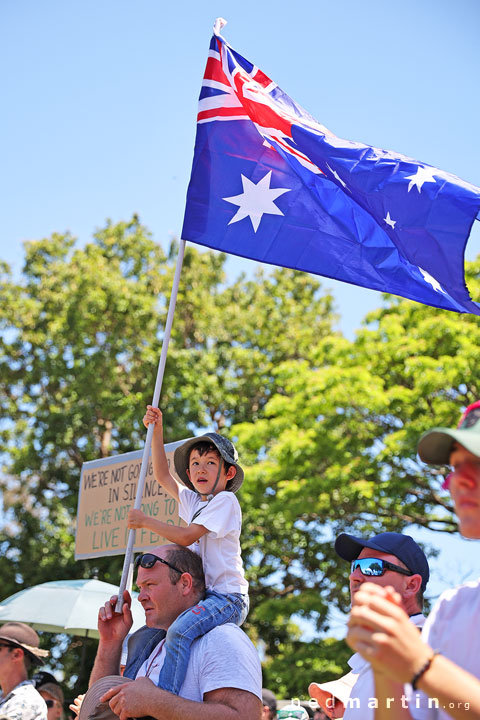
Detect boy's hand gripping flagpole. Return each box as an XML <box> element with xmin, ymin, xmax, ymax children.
<box><xmin>115</xmin><ymin>239</ymin><xmax>187</xmax><ymax>612</ymax></box>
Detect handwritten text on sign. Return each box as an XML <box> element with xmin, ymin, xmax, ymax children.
<box><xmin>75</xmin><ymin>440</ymin><xmax>188</xmax><ymax>559</ymax></box>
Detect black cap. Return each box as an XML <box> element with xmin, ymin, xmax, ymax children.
<box><xmin>262</xmin><ymin>688</ymin><xmax>277</xmax><ymax>712</ymax></box>
<box><xmin>32</xmin><ymin>671</ymin><xmax>58</xmax><ymax>688</ymax></box>
<box><xmin>335</xmin><ymin>531</ymin><xmax>430</xmax><ymax>591</ymax></box>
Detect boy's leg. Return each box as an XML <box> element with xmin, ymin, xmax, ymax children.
<box><xmin>157</xmin><ymin>591</ymin><xmax>248</xmax><ymax>695</ymax></box>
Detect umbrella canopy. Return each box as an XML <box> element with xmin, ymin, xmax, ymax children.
<box><xmin>0</xmin><ymin>579</ymin><xmax>146</xmax><ymax>639</ymax></box>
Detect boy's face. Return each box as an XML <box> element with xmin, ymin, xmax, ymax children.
<box><xmin>448</xmin><ymin>442</ymin><xmax>480</xmax><ymax>539</ymax></box>
<box><xmin>186</xmin><ymin>448</ymin><xmax>236</xmax><ymax>498</ymax></box>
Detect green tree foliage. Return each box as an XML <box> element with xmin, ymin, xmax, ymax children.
<box><xmin>0</xmin><ymin>219</ymin><xmax>337</xmax><ymax>693</ymax></box>
<box><xmin>235</xmin><ymin>259</ymin><xmax>480</xmax><ymax>694</ymax></box>
<box><xmin>1</xmin><ymin>221</ymin><xmax>478</xmax><ymax>697</ymax></box>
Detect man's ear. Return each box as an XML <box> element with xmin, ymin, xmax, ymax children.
<box><xmin>10</xmin><ymin>646</ymin><xmax>24</xmax><ymax>664</ymax></box>
<box><xmin>180</xmin><ymin>572</ymin><xmax>194</xmax><ymax>595</ymax></box>
<box><xmin>405</xmin><ymin>573</ymin><xmax>422</xmax><ymax>597</ymax></box>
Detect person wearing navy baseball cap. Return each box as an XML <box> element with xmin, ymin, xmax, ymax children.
<box><xmin>347</xmin><ymin>401</ymin><xmax>480</xmax><ymax>719</ymax></box>
<box><xmin>335</xmin><ymin>531</ymin><xmax>430</xmax><ymax>593</ymax></box>
<box><xmin>310</xmin><ymin>532</ymin><xmax>428</xmax><ymax>720</ymax></box>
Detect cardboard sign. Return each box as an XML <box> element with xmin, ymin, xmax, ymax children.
<box><xmin>75</xmin><ymin>440</ymin><xmax>188</xmax><ymax>559</ymax></box>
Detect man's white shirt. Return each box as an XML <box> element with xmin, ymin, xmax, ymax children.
<box><xmin>135</xmin><ymin>623</ymin><xmax>262</xmax><ymax>702</ymax></box>
<box><xmin>343</xmin><ymin>613</ymin><xmax>426</xmax><ymax>720</ymax></box>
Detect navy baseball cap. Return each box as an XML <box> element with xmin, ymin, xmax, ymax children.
<box><xmin>335</xmin><ymin>531</ymin><xmax>430</xmax><ymax>591</ymax></box>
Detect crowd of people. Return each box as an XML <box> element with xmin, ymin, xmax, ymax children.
<box><xmin>1</xmin><ymin>402</ymin><xmax>480</xmax><ymax>719</ymax></box>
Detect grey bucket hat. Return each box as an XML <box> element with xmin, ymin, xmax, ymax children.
<box><xmin>78</xmin><ymin>675</ymin><xmax>153</xmax><ymax>720</ymax></box>
<box><xmin>418</xmin><ymin>400</ymin><xmax>480</xmax><ymax>465</ymax></box>
<box><xmin>174</xmin><ymin>433</ymin><xmax>244</xmax><ymax>493</ymax></box>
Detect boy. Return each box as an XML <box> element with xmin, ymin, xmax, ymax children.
<box><xmin>127</xmin><ymin>405</ymin><xmax>249</xmax><ymax>695</ymax></box>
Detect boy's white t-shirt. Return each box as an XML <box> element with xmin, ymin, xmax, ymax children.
<box><xmin>178</xmin><ymin>487</ymin><xmax>248</xmax><ymax>595</ymax></box>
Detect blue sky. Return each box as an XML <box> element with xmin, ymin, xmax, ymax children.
<box><xmin>1</xmin><ymin>0</ymin><xmax>479</xmax><ymax>337</ymax></box>
<box><xmin>1</xmin><ymin>0</ymin><xmax>479</xmax><ymax>621</ymax></box>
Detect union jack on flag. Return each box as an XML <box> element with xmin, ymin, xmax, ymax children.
<box><xmin>197</xmin><ymin>28</ymin><xmax>330</xmax><ymax>179</ymax></box>
<box><xmin>182</xmin><ymin>19</ymin><xmax>480</xmax><ymax>315</ymax></box>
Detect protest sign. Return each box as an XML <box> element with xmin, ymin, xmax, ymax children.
<box><xmin>75</xmin><ymin>439</ymin><xmax>187</xmax><ymax>559</ymax></box>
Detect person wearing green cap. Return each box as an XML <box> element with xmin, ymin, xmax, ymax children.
<box><xmin>346</xmin><ymin>401</ymin><xmax>480</xmax><ymax>719</ymax></box>
<box><xmin>126</xmin><ymin>405</ymin><xmax>248</xmax><ymax>698</ymax></box>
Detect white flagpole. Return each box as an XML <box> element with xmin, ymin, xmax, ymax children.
<box><xmin>115</xmin><ymin>238</ymin><xmax>187</xmax><ymax>611</ymax></box>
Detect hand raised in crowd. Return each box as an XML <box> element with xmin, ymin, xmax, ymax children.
<box><xmin>143</xmin><ymin>405</ymin><xmax>163</xmax><ymax>434</ymax></box>
<box><xmin>97</xmin><ymin>591</ymin><xmax>133</xmax><ymax>645</ymax></box>
<box><xmin>346</xmin><ymin>581</ymin><xmax>432</xmax><ymax>682</ymax></box>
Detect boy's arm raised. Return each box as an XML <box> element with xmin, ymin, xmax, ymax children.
<box><xmin>144</xmin><ymin>405</ymin><xmax>181</xmax><ymax>502</ymax></box>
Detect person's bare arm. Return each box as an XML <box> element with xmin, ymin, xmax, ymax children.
<box><xmin>372</xmin><ymin>674</ymin><xmax>412</xmax><ymax>720</ymax></box>
<box><xmin>128</xmin><ymin>509</ymin><xmax>208</xmax><ymax>545</ymax></box>
<box><xmin>347</xmin><ymin>583</ymin><xmax>480</xmax><ymax>720</ymax></box>
<box><xmin>144</xmin><ymin>406</ymin><xmax>181</xmax><ymax>501</ymax></box>
<box><xmin>410</xmin><ymin>654</ymin><xmax>480</xmax><ymax>719</ymax></box>
<box><xmin>89</xmin><ymin>592</ymin><xmax>133</xmax><ymax>687</ymax></box>
<box><xmin>371</xmin><ymin>657</ymin><xmax>480</xmax><ymax>720</ymax></box>
<box><xmin>101</xmin><ymin>680</ymin><xmax>262</xmax><ymax>720</ymax></box>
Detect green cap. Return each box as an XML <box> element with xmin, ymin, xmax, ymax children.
<box><xmin>418</xmin><ymin>401</ymin><xmax>480</xmax><ymax>465</ymax></box>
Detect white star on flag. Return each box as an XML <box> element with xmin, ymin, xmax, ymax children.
<box><xmin>419</xmin><ymin>267</ymin><xmax>446</xmax><ymax>294</ymax></box>
<box><xmin>223</xmin><ymin>171</ymin><xmax>291</xmax><ymax>232</ymax></box>
<box><xmin>384</xmin><ymin>211</ymin><xmax>396</xmax><ymax>229</ymax></box>
<box><xmin>326</xmin><ymin>163</ymin><xmax>347</xmax><ymax>188</ymax></box>
<box><xmin>405</xmin><ymin>166</ymin><xmax>438</xmax><ymax>193</ymax></box>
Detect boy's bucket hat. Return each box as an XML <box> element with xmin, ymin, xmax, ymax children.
<box><xmin>418</xmin><ymin>400</ymin><xmax>480</xmax><ymax>465</ymax></box>
<box><xmin>174</xmin><ymin>433</ymin><xmax>244</xmax><ymax>493</ymax></box>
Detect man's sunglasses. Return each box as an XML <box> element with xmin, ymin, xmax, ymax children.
<box><xmin>134</xmin><ymin>552</ymin><xmax>183</xmax><ymax>575</ymax></box>
<box><xmin>45</xmin><ymin>700</ymin><xmax>59</xmax><ymax>709</ymax></box>
<box><xmin>0</xmin><ymin>643</ymin><xmax>14</xmax><ymax>651</ymax></box>
<box><xmin>351</xmin><ymin>557</ymin><xmax>413</xmax><ymax>577</ymax></box>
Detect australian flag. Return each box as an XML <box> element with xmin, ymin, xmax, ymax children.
<box><xmin>182</xmin><ymin>20</ymin><xmax>480</xmax><ymax>314</ymax></box>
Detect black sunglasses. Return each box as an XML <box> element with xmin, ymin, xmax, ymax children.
<box><xmin>45</xmin><ymin>700</ymin><xmax>57</xmax><ymax>709</ymax></box>
<box><xmin>0</xmin><ymin>643</ymin><xmax>14</xmax><ymax>651</ymax></box>
<box><xmin>134</xmin><ymin>552</ymin><xmax>183</xmax><ymax>575</ymax></box>
<box><xmin>351</xmin><ymin>557</ymin><xmax>413</xmax><ymax>577</ymax></box>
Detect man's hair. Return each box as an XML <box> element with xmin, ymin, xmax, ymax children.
<box><xmin>23</xmin><ymin>651</ymin><xmax>34</xmax><ymax>673</ymax></box>
<box><xmin>415</xmin><ymin>588</ymin><xmax>424</xmax><ymax>610</ymax></box>
<box><xmin>188</xmin><ymin>441</ymin><xmax>233</xmax><ymax>474</ymax></box>
<box><xmin>165</xmin><ymin>545</ymin><xmax>206</xmax><ymax>598</ymax></box>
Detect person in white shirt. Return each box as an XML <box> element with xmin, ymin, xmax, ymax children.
<box><xmin>310</xmin><ymin>532</ymin><xmax>429</xmax><ymax>720</ymax></box>
<box><xmin>127</xmin><ymin>406</ymin><xmax>249</xmax><ymax>696</ymax></box>
<box><xmin>85</xmin><ymin>543</ymin><xmax>261</xmax><ymax>720</ymax></box>
<box><xmin>347</xmin><ymin>400</ymin><xmax>480</xmax><ymax>719</ymax></box>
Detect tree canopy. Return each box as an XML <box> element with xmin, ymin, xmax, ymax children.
<box><xmin>1</xmin><ymin>218</ymin><xmax>478</xmax><ymax>697</ymax></box>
